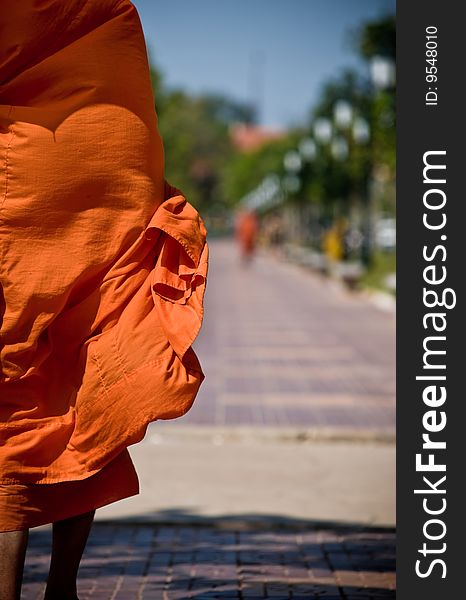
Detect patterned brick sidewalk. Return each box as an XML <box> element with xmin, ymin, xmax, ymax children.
<box><xmin>22</xmin><ymin>522</ymin><xmax>395</xmax><ymax>599</ymax></box>
<box><xmin>167</xmin><ymin>239</ymin><xmax>395</xmax><ymax>436</ymax></box>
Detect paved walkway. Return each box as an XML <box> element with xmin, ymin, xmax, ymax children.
<box><xmin>163</xmin><ymin>239</ymin><xmax>395</xmax><ymax>437</ymax></box>
<box><xmin>21</xmin><ymin>239</ymin><xmax>396</xmax><ymax>598</ymax></box>
<box><xmin>96</xmin><ymin>437</ymin><xmax>395</xmax><ymax>527</ymax></box>
<box><xmin>23</xmin><ymin>523</ymin><xmax>395</xmax><ymax>599</ymax></box>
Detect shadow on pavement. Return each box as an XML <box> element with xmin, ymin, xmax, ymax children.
<box><xmin>99</xmin><ymin>506</ymin><xmax>396</xmax><ymax>532</ymax></box>
<box><xmin>23</xmin><ymin>509</ymin><xmax>396</xmax><ymax>599</ymax></box>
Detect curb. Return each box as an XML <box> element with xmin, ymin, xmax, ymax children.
<box><xmin>261</xmin><ymin>247</ymin><xmax>396</xmax><ymax>314</ymax></box>
<box><xmin>149</xmin><ymin>424</ymin><xmax>396</xmax><ymax>445</ymax></box>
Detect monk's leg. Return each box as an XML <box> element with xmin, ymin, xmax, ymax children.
<box><xmin>0</xmin><ymin>529</ymin><xmax>29</xmax><ymax>600</ymax></box>
<box><xmin>44</xmin><ymin>510</ymin><xmax>95</xmax><ymax>600</ymax></box>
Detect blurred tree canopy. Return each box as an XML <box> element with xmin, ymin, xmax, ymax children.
<box><xmin>220</xmin><ymin>134</ymin><xmax>301</xmax><ymax>209</ymax></box>
<box><xmin>150</xmin><ymin>66</ymin><xmax>255</xmax><ymax>214</ymax></box>
<box><xmin>149</xmin><ymin>11</ymin><xmax>395</xmax><ymax>221</ymax></box>
<box><xmin>311</xmin><ymin>68</ymin><xmax>371</xmax><ymax>120</ymax></box>
<box><xmin>356</xmin><ymin>15</ymin><xmax>396</xmax><ymax>59</ymax></box>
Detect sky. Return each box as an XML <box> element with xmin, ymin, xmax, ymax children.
<box><xmin>131</xmin><ymin>0</ymin><xmax>395</xmax><ymax>129</ymax></box>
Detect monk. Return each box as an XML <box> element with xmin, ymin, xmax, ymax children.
<box><xmin>0</xmin><ymin>1</ymin><xmax>208</xmax><ymax>598</ymax></box>
<box><xmin>235</xmin><ymin>209</ymin><xmax>259</xmax><ymax>264</ymax></box>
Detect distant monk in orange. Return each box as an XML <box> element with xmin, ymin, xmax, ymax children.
<box><xmin>235</xmin><ymin>209</ymin><xmax>259</xmax><ymax>264</ymax></box>
<box><xmin>0</xmin><ymin>1</ymin><xmax>208</xmax><ymax>598</ymax></box>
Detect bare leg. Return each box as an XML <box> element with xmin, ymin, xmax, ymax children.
<box><xmin>0</xmin><ymin>529</ymin><xmax>29</xmax><ymax>600</ymax></box>
<box><xmin>44</xmin><ymin>510</ymin><xmax>95</xmax><ymax>600</ymax></box>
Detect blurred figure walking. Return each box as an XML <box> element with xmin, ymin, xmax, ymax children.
<box><xmin>235</xmin><ymin>209</ymin><xmax>259</xmax><ymax>264</ymax></box>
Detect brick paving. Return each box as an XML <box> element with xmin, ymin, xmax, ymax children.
<box><xmin>167</xmin><ymin>239</ymin><xmax>395</xmax><ymax>436</ymax></box>
<box><xmin>20</xmin><ymin>240</ymin><xmax>396</xmax><ymax>598</ymax></box>
<box><xmin>22</xmin><ymin>523</ymin><xmax>395</xmax><ymax>599</ymax></box>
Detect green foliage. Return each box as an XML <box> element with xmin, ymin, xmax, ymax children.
<box><xmin>150</xmin><ymin>62</ymin><xmax>254</xmax><ymax>214</ymax></box>
<box><xmin>301</xmin><ymin>15</ymin><xmax>396</xmax><ymax>218</ymax></box>
<box><xmin>220</xmin><ymin>134</ymin><xmax>300</xmax><ymax>207</ymax></box>
<box><xmin>310</xmin><ymin>68</ymin><xmax>371</xmax><ymax>122</ymax></box>
<box><xmin>360</xmin><ymin>250</ymin><xmax>396</xmax><ymax>294</ymax></box>
<box><xmin>372</xmin><ymin>91</ymin><xmax>396</xmax><ymax>172</ymax></box>
<box><xmin>197</xmin><ymin>94</ymin><xmax>257</xmax><ymax>126</ymax></box>
<box><xmin>356</xmin><ymin>15</ymin><xmax>396</xmax><ymax>59</ymax></box>
<box><xmin>148</xmin><ymin>11</ymin><xmax>396</xmax><ymax>223</ymax></box>
<box><xmin>158</xmin><ymin>90</ymin><xmax>233</xmax><ymax>213</ymax></box>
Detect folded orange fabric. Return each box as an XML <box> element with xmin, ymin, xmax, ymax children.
<box><xmin>0</xmin><ymin>0</ymin><xmax>208</xmax><ymax>484</ymax></box>
<box><xmin>0</xmin><ymin>449</ymin><xmax>139</xmax><ymax>532</ymax></box>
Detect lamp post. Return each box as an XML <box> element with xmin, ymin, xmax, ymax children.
<box><xmin>313</xmin><ymin>100</ymin><xmax>372</xmax><ymax>264</ymax></box>
<box><xmin>282</xmin><ymin>150</ymin><xmax>304</xmax><ymax>242</ymax></box>
<box><xmin>298</xmin><ymin>138</ymin><xmax>317</xmax><ymax>161</ymax></box>
<box><xmin>370</xmin><ymin>55</ymin><xmax>395</xmax><ymax>90</ymax></box>
<box><xmin>280</xmin><ymin>103</ymin><xmax>369</xmax><ymax>248</ymax></box>
<box><xmin>282</xmin><ymin>150</ymin><xmax>302</xmax><ymax>195</ymax></box>
<box><xmin>360</xmin><ymin>54</ymin><xmax>395</xmax><ymax>266</ymax></box>
<box><xmin>330</xmin><ymin>136</ymin><xmax>349</xmax><ymax>161</ymax></box>
<box><xmin>353</xmin><ymin>117</ymin><xmax>370</xmax><ymax>144</ymax></box>
<box><xmin>313</xmin><ymin>117</ymin><xmax>333</xmax><ymax>144</ymax></box>
<box><xmin>333</xmin><ymin>100</ymin><xmax>353</xmax><ymax>130</ymax></box>
<box><xmin>283</xmin><ymin>150</ymin><xmax>302</xmax><ymax>174</ymax></box>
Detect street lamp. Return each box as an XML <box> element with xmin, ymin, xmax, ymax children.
<box><xmin>352</xmin><ymin>117</ymin><xmax>370</xmax><ymax>144</ymax></box>
<box><xmin>330</xmin><ymin>99</ymin><xmax>374</xmax><ymax>265</ymax></box>
<box><xmin>333</xmin><ymin>100</ymin><xmax>353</xmax><ymax>129</ymax></box>
<box><xmin>283</xmin><ymin>150</ymin><xmax>302</xmax><ymax>173</ymax></box>
<box><xmin>313</xmin><ymin>117</ymin><xmax>332</xmax><ymax>144</ymax></box>
<box><xmin>283</xmin><ymin>150</ymin><xmax>302</xmax><ymax>193</ymax></box>
<box><xmin>298</xmin><ymin>138</ymin><xmax>317</xmax><ymax>161</ymax></box>
<box><xmin>359</xmin><ymin>55</ymin><xmax>395</xmax><ymax>266</ymax></box>
<box><xmin>330</xmin><ymin>136</ymin><xmax>349</xmax><ymax>161</ymax></box>
<box><xmin>282</xmin><ymin>174</ymin><xmax>301</xmax><ymax>194</ymax></box>
<box><xmin>242</xmin><ymin>174</ymin><xmax>283</xmax><ymax>212</ymax></box>
<box><xmin>370</xmin><ymin>55</ymin><xmax>395</xmax><ymax>90</ymax></box>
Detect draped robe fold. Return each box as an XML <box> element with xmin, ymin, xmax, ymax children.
<box><xmin>0</xmin><ymin>0</ymin><xmax>208</xmax><ymax>530</ymax></box>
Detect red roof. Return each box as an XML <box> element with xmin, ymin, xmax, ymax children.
<box><xmin>229</xmin><ymin>123</ymin><xmax>286</xmax><ymax>153</ymax></box>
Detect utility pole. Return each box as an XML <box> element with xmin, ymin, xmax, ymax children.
<box><xmin>248</xmin><ymin>50</ymin><xmax>266</xmax><ymax>125</ymax></box>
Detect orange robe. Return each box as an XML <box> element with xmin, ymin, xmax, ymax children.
<box><xmin>0</xmin><ymin>0</ymin><xmax>208</xmax><ymax>530</ymax></box>
<box><xmin>235</xmin><ymin>210</ymin><xmax>259</xmax><ymax>257</ymax></box>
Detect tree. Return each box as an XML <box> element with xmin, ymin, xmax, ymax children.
<box><xmin>150</xmin><ymin>61</ymin><xmax>253</xmax><ymax>214</ymax></box>
<box><xmin>220</xmin><ymin>134</ymin><xmax>300</xmax><ymax>208</ymax></box>
<box><xmin>356</xmin><ymin>15</ymin><xmax>396</xmax><ymax>60</ymax></box>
